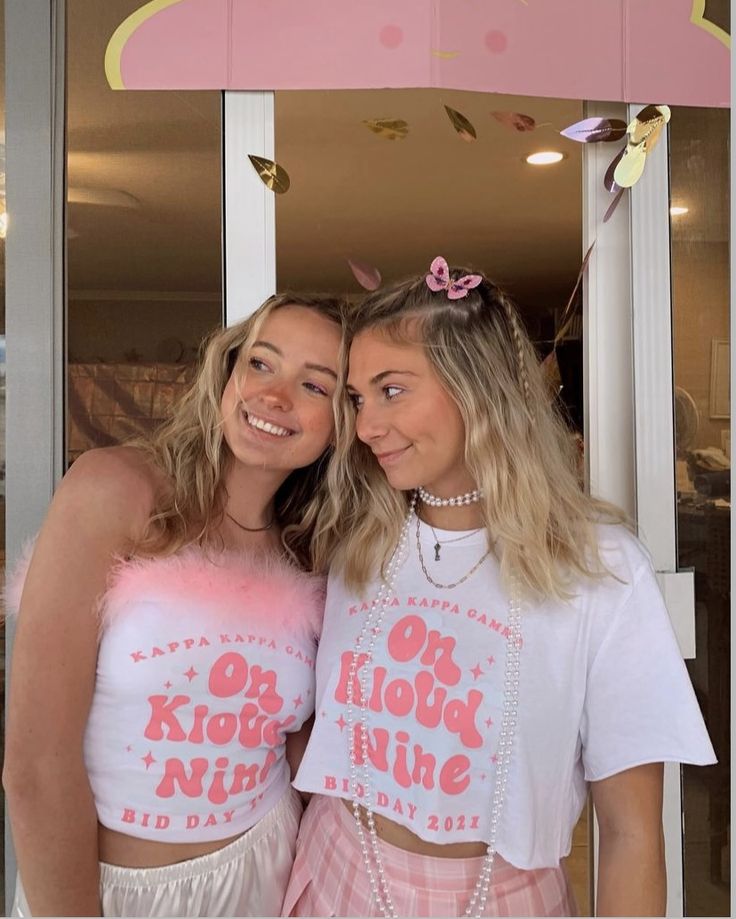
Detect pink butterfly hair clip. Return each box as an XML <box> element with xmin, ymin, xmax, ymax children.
<box><xmin>425</xmin><ymin>256</ymin><xmax>483</xmax><ymax>300</ymax></box>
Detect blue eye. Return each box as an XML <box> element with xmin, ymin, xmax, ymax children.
<box><xmin>304</xmin><ymin>381</ymin><xmax>329</xmax><ymax>397</ymax></box>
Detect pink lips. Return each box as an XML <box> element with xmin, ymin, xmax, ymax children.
<box><xmin>374</xmin><ymin>446</ymin><xmax>410</xmax><ymax>466</ymax></box>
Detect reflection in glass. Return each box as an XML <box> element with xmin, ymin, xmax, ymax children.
<box><xmin>670</xmin><ymin>106</ymin><xmax>730</xmax><ymax>916</ymax></box>
<box><xmin>66</xmin><ymin>0</ymin><xmax>222</xmax><ymax>468</ymax></box>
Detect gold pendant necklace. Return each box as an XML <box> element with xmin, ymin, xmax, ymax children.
<box><xmin>417</xmin><ymin>517</ymin><xmax>490</xmax><ymax>589</ymax></box>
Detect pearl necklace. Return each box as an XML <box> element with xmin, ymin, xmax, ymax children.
<box><xmin>345</xmin><ymin>491</ymin><xmax>523</xmax><ymax>918</ymax></box>
<box><xmin>418</xmin><ymin>486</ymin><xmax>482</xmax><ymax>507</ymax></box>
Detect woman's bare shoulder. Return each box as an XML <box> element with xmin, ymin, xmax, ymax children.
<box><xmin>56</xmin><ymin>446</ymin><xmax>170</xmax><ymax>539</ymax></box>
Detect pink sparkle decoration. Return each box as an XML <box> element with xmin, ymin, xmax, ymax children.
<box><xmin>184</xmin><ymin>666</ymin><xmax>198</xmax><ymax>682</ymax></box>
<box><xmin>335</xmin><ymin>715</ymin><xmax>347</xmax><ymax>732</ymax></box>
<box><xmin>491</xmin><ymin>753</ymin><xmax>499</xmax><ymax>764</ymax></box>
<box><xmin>293</xmin><ymin>694</ymin><xmax>304</xmax><ymax>708</ymax></box>
<box><xmin>480</xmin><ymin>773</ymin><xmax>487</xmax><ymax>781</ymax></box>
<box><xmin>142</xmin><ymin>751</ymin><xmax>156</xmax><ymax>770</ymax></box>
<box><xmin>485</xmin><ymin>717</ymin><xmax>493</xmax><ymax>728</ymax></box>
<box><xmin>484</xmin><ymin>30</ymin><xmax>508</xmax><ymax>53</ymax></box>
<box><xmin>470</xmin><ymin>663</ymin><xmax>484</xmax><ymax>680</ymax></box>
<box><xmin>379</xmin><ymin>24</ymin><xmax>403</xmax><ymax>49</ymax></box>
<box><xmin>164</xmin><ymin>680</ymin><xmax>172</xmax><ymax>689</ymax></box>
<box><xmin>126</xmin><ymin>745</ymin><xmax>133</xmax><ymax>753</ymax></box>
<box><xmin>487</xmin><ymin>655</ymin><xmax>496</xmax><ymax>666</ymax></box>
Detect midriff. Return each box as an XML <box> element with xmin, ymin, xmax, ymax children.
<box><xmin>341</xmin><ymin>799</ymin><xmax>487</xmax><ymax>859</ymax></box>
<box><xmin>98</xmin><ymin>824</ymin><xmax>245</xmax><ymax>868</ymax></box>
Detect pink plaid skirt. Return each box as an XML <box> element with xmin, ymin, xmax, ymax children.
<box><xmin>282</xmin><ymin>795</ymin><xmax>578</xmax><ymax>917</ymax></box>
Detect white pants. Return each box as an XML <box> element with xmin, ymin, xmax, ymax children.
<box><xmin>12</xmin><ymin>786</ymin><xmax>303</xmax><ymax>917</ymax></box>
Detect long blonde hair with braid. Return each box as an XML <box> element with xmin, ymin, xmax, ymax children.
<box><xmin>135</xmin><ymin>292</ymin><xmax>346</xmax><ymax>572</ymax></box>
<box><xmin>316</xmin><ymin>267</ymin><xmax>625</xmax><ymax>599</ymax></box>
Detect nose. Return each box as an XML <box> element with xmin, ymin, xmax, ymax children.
<box><xmin>260</xmin><ymin>379</ymin><xmax>294</xmax><ymax>412</ymax></box>
<box><xmin>354</xmin><ymin>402</ymin><xmax>387</xmax><ymax>444</ymax></box>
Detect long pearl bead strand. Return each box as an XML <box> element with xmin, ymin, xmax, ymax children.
<box><xmin>463</xmin><ymin>579</ymin><xmax>522</xmax><ymax>917</ymax></box>
<box><xmin>346</xmin><ymin>491</ymin><xmax>523</xmax><ymax>918</ymax></box>
<box><xmin>346</xmin><ymin>493</ymin><xmax>417</xmax><ymax>917</ymax></box>
<box><xmin>417</xmin><ymin>486</ymin><xmax>482</xmax><ymax>507</ymax></box>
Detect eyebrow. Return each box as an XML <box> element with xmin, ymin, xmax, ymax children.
<box><xmin>252</xmin><ymin>339</ymin><xmax>338</xmax><ymax>380</ymax></box>
<box><xmin>346</xmin><ymin>370</ymin><xmax>418</xmax><ymax>392</ymax></box>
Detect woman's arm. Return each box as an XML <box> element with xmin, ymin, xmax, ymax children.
<box><xmin>285</xmin><ymin>715</ymin><xmax>315</xmax><ymax>781</ymax></box>
<box><xmin>591</xmin><ymin>762</ymin><xmax>666</xmax><ymax>917</ymax></box>
<box><xmin>3</xmin><ymin>448</ymin><xmax>155</xmax><ymax>917</ymax></box>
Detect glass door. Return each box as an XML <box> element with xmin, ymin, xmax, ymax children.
<box><xmin>627</xmin><ymin>103</ymin><xmax>730</xmax><ymax>916</ymax></box>
<box><xmin>223</xmin><ymin>89</ymin><xmax>724</xmax><ymax>918</ymax></box>
<box><xmin>225</xmin><ymin>88</ymin><xmax>645</xmax><ymax>916</ymax></box>
<box><xmin>670</xmin><ymin>106</ymin><xmax>730</xmax><ymax>918</ymax></box>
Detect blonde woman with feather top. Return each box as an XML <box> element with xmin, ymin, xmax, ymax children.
<box><xmin>4</xmin><ymin>293</ymin><xmax>345</xmax><ymax>917</ymax></box>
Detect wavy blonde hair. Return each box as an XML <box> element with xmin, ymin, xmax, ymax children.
<box><xmin>135</xmin><ymin>292</ymin><xmax>346</xmax><ymax>572</ymax></box>
<box><xmin>318</xmin><ymin>269</ymin><xmax>625</xmax><ymax>599</ymax></box>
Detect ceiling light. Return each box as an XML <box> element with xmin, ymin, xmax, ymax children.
<box><xmin>670</xmin><ymin>205</ymin><xmax>689</xmax><ymax>216</ymax></box>
<box><xmin>526</xmin><ymin>151</ymin><xmax>565</xmax><ymax>166</ymax></box>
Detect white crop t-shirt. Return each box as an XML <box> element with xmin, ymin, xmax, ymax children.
<box><xmin>294</xmin><ymin>521</ymin><xmax>716</xmax><ymax>869</ymax></box>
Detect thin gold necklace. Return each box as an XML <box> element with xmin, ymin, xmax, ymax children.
<box><xmin>225</xmin><ymin>510</ymin><xmax>274</xmax><ymax>533</ymax></box>
<box><xmin>427</xmin><ymin>523</ymin><xmax>484</xmax><ymax>561</ymax></box>
<box><xmin>416</xmin><ymin>516</ymin><xmax>490</xmax><ymax>589</ymax></box>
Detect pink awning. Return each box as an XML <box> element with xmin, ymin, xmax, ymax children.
<box><xmin>105</xmin><ymin>0</ymin><xmax>730</xmax><ymax>107</ymax></box>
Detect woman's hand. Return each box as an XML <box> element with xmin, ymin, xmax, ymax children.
<box><xmin>3</xmin><ymin>447</ymin><xmax>155</xmax><ymax>916</ymax></box>
<box><xmin>591</xmin><ymin>762</ymin><xmax>666</xmax><ymax>916</ymax></box>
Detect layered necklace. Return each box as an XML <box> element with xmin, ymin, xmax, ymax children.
<box><xmin>345</xmin><ymin>488</ymin><xmax>523</xmax><ymax>918</ymax></box>
<box><xmin>427</xmin><ymin>523</ymin><xmax>484</xmax><ymax>562</ymax></box>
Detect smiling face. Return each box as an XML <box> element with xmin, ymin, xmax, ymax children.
<box><xmin>220</xmin><ymin>304</ymin><xmax>341</xmax><ymax>475</ymax></box>
<box><xmin>347</xmin><ymin>327</ymin><xmax>475</xmax><ymax>496</ymax></box>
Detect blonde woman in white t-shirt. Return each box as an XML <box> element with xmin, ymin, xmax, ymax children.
<box><xmin>4</xmin><ymin>293</ymin><xmax>347</xmax><ymax>917</ymax></box>
<box><xmin>283</xmin><ymin>259</ymin><xmax>716</xmax><ymax>917</ymax></box>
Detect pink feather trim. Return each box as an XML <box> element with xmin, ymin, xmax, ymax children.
<box><xmin>4</xmin><ymin>542</ymin><xmax>325</xmax><ymax>641</ymax></box>
<box><xmin>103</xmin><ymin>548</ymin><xmax>325</xmax><ymax>639</ymax></box>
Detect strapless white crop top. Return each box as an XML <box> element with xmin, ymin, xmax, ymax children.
<box><xmin>7</xmin><ymin>547</ymin><xmax>323</xmax><ymax>843</ymax></box>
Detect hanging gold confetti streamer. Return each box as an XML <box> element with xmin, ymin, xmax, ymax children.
<box><xmin>444</xmin><ymin>105</ymin><xmax>477</xmax><ymax>142</ymax></box>
<box><xmin>247</xmin><ymin>155</ymin><xmax>291</xmax><ymax>194</ymax></box>
<box><xmin>362</xmin><ymin>119</ymin><xmax>409</xmax><ymax>140</ymax></box>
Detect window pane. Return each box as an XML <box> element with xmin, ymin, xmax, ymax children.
<box><xmin>66</xmin><ymin>0</ymin><xmax>222</xmax><ymax>467</ymax></box>
<box><xmin>670</xmin><ymin>105</ymin><xmax>730</xmax><ymax>917</ymax></box>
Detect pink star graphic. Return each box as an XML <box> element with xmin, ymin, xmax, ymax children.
<box><xmin>485</xmin><ymin>717</ymin><xmax>493</xmax><ymax>728</ymax></box>
<box><xmin>491</xmin><ymin>754</ymin><xmax>499</xmax><ymax>764</ymax></box>
<box><xmin>487</xmin><ymin>655</ymin><xmax>496</xmax><ymax>666</ymax></box>
<box><xmin>142</xmin><ymin>751</ymin><xmax>156</xmax><ymax>770</ymax></box>
<box><xmin>470</xmin><ymin>663</ymin><xmax>484</xmax><ymax>680</ymax></box>
<box><xmin>125</xmin><ymin>745</ymin><xmax>133</xmax><ymax>753</ymax></box>
<box><xmin>335</xmin><ymin>715</ymin><xmax>347</xmax><ymax>732</ymax></box>
<box><xmin>293</xmin><ymin>694</ymin><xmax>303</xmax><ymax>709</ymax></box>
<box><xmin>480</xmin><ymin>773</ymin><xmax>487</xmax><ymax>781</ymax></box>
<box><xmin>184</xmin><ymin>666</ymin><xmax>198</xmax><ymax>682</ymax></box>
<box><xmin>164</xmin><ymin>680</ymin><xmax>172</xmax><ymax>689</ymax></box>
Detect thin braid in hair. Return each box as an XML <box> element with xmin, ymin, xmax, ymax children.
<box><xmin>500</xmin><ymin>297</ymin><xmax>535</xmax><ymax>420</ymax></box>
